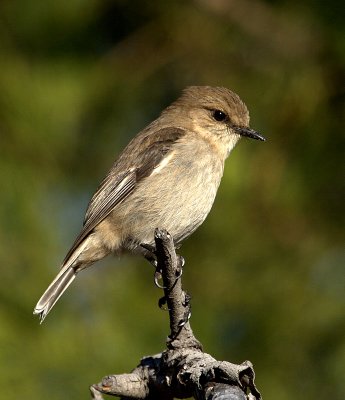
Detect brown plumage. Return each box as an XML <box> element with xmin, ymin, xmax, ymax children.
<box><xmin>34</xmin><ymin>86</ymin><xmax>265</xmax><ymax>322</ymax></box>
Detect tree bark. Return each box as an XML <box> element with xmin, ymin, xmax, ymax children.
<box><xmin>91</xmin><ymin>229</ymin><xmax>261</xmax><ymax>400</ymax></box>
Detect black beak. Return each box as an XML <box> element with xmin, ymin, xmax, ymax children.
<box><xmin>233</xmin><ymin>126</ymin><xmax>266</xmax><ymax>141</ymax></box>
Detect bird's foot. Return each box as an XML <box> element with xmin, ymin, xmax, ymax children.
<box><xmin>140</xmin><ymin>243</ymin><xmax>184</xmax><ymax>288</ymax></box>
<box><xmin>140</xmin><ymin>243</ymin><xmax>165</xmax><ymax>288</ymax></box>
<box><xmin>140</xmin><ymin>243</ymin><xmax>158</xmax><ymax>267</ymax></box>
<box><xmin>154</xmin><ymin>268</ymin><xmax>165</xmax><ymax>289</ymax></box>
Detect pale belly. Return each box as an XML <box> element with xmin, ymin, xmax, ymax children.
<box><xmin>111</xmin><ymin>149</ymin><xmax>224</xmax><ymax>249</ymax></box>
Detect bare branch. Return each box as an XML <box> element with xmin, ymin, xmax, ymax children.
<box><xmin>91</xmin><ymin>229</ymin><xmax>261</xmax><ymax>400</ymax></box>
<box><xmin>154</xmin><ymin>228</ymin><xmax>201</xmax><ymax>349</ymax></box>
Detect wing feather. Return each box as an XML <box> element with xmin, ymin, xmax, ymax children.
<box><xmin>62</xmin><ymin>127</ymin><xmax>186</xmax><ymax>265</ymax></box>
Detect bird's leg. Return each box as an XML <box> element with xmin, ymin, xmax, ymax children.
<box><xmin>140</xmin><ymin>243</ymin><xmax>165</xmax><ymax>288</ymax></box>
<box><xmin>140</xmin><ymin>243</ymin><xmax>185</xmax><ymax>289</ymax></box>
<box><xmin>140</xmin><ymin>243</ymin><xmax>158</xmax><ymax>267</ymax></box>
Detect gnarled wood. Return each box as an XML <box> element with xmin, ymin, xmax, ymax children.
<box><xmin>91</xmin><ymin>229</ymin><xmax>261</xmax><ymax>400</ymax></box>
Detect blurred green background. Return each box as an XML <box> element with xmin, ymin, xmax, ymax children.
<box><xmin>1</xmin><ymin>0</ymin><xmax>344</xmax><ymax>399</ymax></box>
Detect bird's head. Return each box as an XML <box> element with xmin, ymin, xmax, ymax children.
<box><xmin>165</xmin><ymin>86</ymin><xmax>265</xmax><ymax>158</ymax></box>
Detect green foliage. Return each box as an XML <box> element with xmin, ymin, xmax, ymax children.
<box><xmin>0</xmin><ymin>1</ymin><xmax>344</xmax><ymax>399</ymax></box>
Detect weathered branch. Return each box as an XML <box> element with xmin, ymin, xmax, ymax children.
<box><xmin>91</xmin><ymin>229</ymin><xmax>261</xmax><ymax>399</ymax></box>
<box><xmin>154</xmin><ymin>228</ymin><xmax>201</xmax><ymax>350</ymax></box>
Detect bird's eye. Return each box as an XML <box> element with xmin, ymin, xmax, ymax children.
<box><xmin>212</xmin><ymin>110</ymin><xmax>227</xmax><ymax>122</ymax></box>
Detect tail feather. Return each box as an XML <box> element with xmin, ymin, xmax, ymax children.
<box><xmin>34</xmin><ymin>239</ymin><xmax>90</xmax><ymax>323</ymax></box>
<box><xmin>33</xmin><ymin>265</ymin><xmax>76</xmax><ymax>323</ymax></box>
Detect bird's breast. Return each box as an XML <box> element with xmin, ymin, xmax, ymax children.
<box><xmin>112</xmin><ymin>137</ymin><xmax>225</xmax><ymax>249</ymax></box>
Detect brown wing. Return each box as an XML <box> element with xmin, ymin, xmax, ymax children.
<box><xmin>62</xmin><ymin>127</ymin><xmax>186</xmax><ymax>265</ymax></box>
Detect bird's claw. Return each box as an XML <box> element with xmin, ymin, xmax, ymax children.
<box><xmin>140</xmin><ymin>242</ymin><xmax>184</xmax><ymax>288</ymax></box>
<box><xmin>176</xmin><ymin>255</ymin><xmax>185</xmax><ymax>279</ymax></box>
<box><xmin>154</xmin><ymin>268</ymin><xmax>166</xmax><ymax>289</ymax></box>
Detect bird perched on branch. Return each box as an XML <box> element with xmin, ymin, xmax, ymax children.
<box><xmin>34</xmin><ymin>86</ymin><xmax>265</xmax><ymax>322</ymax></box>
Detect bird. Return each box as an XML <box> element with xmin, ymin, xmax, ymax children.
<box><xmin>34</xmin><ymin>86</ymin><xmax>265</xmax><ymax>322</ymax></box>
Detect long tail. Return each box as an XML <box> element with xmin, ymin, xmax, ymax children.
<box><xmin>34</xmin><ymin>238</ymin><xmax>91</xmax><ymax>323</ymax></box>
<box><xmin>33</xmin><ymin>264</ymin><xmax>76</xmax><ymax>323</ymax></box>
